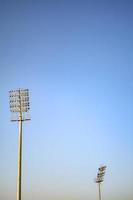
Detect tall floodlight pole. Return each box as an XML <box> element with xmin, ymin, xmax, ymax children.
<box><xmin>9</xmin><ymin>89</ymin><xmax>30</xmax><ymax>200</ymax></box>
<box><xmin>95</xmin><ymin>165</ymin><xmax>107</xmax><ymax>200</ymax></box>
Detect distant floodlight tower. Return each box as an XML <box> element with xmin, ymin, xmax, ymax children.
<box><xmin>9</xmin><ymin>89</ymin><xmax>30</xmax><ymax>200</ymax></box>
<box><xmin>95</xmin><ymin>165</ymin><xmax>107</xmax><ymax>200</ymax></box>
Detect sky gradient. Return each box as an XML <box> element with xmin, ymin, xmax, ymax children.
<box><xmin>1</xmin><ymin>1</ymin><xmax>133</xmax><ymax>200</ymax></box>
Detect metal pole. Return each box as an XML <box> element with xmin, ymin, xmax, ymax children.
<box><xmin>17</xmin><ymin>114</ymin><xmax>22</xmax><ymax>200</ymax></box>
<box><xmin>98</xmin><ymin>182</ymin><xmax>101</xmax><ymax>200</ymax></box>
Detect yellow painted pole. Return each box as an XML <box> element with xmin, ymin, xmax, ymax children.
<box><xmin>17</xmin><ymin>114</ymin><xmax>22</xmax><ymax>200</ymax></box>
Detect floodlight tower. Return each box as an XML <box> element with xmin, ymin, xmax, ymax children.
<box><xmin>9</xmin><ymin>89</ymin><xmax>30</xmax><ymax>200</ymax></box>
<box><xmin>95</xmin><ymin>165</ymin><xmax>107</xmax><ymax>200</ymax></box>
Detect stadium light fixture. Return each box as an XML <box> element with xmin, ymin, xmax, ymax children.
<box><xmin>9</xmin><ymin>89</ymin><xmax>30</xmax><ymax>200</ymax></box>
<box><xmin>95</xmin><ymin>165</ymin><xmax>107</xmax><ymax>200</ymax></box>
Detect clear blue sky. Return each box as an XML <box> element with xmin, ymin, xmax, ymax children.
<box><xmin>0</xmin><ymin>1</ymin><xmax>133</xmax><ymax>200</ymax></box>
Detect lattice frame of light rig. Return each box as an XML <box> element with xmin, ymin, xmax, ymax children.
<box><xmin>95</xmin><ymin>165</ymin><xmax>107</xmax><ymax>183</ymax></box>
<box><xmin>9</xmin><ymin>89</ymin><xmax>30</xmax><ymax>121</ymax></box>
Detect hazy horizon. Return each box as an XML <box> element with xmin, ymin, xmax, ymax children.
<box><xmin>1</xmin><ymin>1</ymin><xmax>133</xmax><ymax>200</ymax></box>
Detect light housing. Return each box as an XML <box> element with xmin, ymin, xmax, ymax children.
<box><xmin>95</xmin><ymin>165</ymin><xmax>106</xmax><ymax>183</ymax></box>
<box><xmin>9</xmin><ymin>89</ymin><xmax>30</xmax><ymax>113</ymax></box>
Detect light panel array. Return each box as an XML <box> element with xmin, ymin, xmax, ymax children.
<box><xmin>95</xmin><ymin>166</ymin><xmax>106</xmax><ymax>183</ymax></box>
<box><xmin>9</xmin><ymin>89</ymin><xmax>30</xmax><ymax>113</ymax></box>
